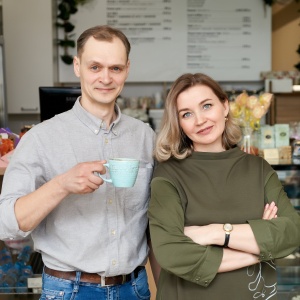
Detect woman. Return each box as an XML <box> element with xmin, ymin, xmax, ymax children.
<box><xmin>148</xmin><ymin>73</ymin><xmax>300</xmax><ymax>300</ymax></box>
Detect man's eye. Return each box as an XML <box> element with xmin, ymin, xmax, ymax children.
<box><xmin>91</xmin><ymin>66</ymin><xmax>99</xmax><ymax>71</ymax></box>
<box><xmin>112</xmin><ymin>66</ymin><xmax>121</xmax><ymax>72</ymax></box>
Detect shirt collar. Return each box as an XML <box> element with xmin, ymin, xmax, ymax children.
<box><xmin>72</xmin><ymin>97</ymin><xmax>122</xmax><ymax>136</ymax></box>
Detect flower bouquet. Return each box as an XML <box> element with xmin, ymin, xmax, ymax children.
<box><xmin>229</xmin><ymin>92</ymin><xmax>273</xmax><ymax>154</ymax></box>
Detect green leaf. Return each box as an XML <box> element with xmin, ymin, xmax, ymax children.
<box><xmin>61</xmin><ymin>55</ymin><xmax>74</xmax><ymax>65</ymax></box>
<box><xmin>57</xmin><ymin>11</ymin><xmax>71</xmax><ymax>21</ymax></box>
<box><xmin>69</xmin><ymin>6</ymin><xmax>78</xmax><ymax>14</ymax></box>
<box><xmin>57</xmin><ymin>39</ymin><xmax>76</xmax><ymax>48</ymax></box>
<box><xmin>294</xmin><ymin>62</ymin><xmax>300</xmax><ymax>71</ymax></box>
<box><xmin>263</xmin><ymin>0</ymin><xmax>275</xmax><ymax>6</ymax></box>
<box><xmin>295</xmin><ymin>63</ymin><xmax>300</xmax><ymax>71</ymax></box>
<box><xmin>63</xmin><ymin>22</ymin><xmax>75</xmax><ymax>33</ymax></box>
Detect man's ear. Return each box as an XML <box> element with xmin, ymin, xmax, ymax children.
<box><xmin>125</xmin><ymin>59</ymin><xmax>130</xmax><ymax>79</ymax></box>
<box><xmin>73</xmin><ymin>56</ymin><xmax>80</xmax><ymax>78</ymax></box>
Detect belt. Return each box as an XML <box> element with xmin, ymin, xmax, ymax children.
<box><xmin>44</xmin><ymin>266</ymin><xmax>144</xmax><ymax>287</ymax></box>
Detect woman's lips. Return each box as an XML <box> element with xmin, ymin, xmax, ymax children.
<box><xmin>197</xmin><ymin>126</ymin><xmax>213</xmax><ymax>135</ymax></box>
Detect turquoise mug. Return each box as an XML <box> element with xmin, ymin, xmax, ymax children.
<box><xmin>98</xmin><ymin>158</ymin><xmax>140</xmax><ymax>188</ymax></box>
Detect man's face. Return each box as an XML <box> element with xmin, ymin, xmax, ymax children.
<box><xmin>73</xmin><ymin>37</ymin><xmax>130</xmax><ymax>110</ymax></box>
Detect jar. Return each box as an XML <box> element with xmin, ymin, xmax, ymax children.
<box><xmin>293</xmin><ymin>140</ymin><xmax>300</xmax><ymax>157</ymax></box>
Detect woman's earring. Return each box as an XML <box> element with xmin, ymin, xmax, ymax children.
<box><xmin>225</xmin><ymin>116</ymin><xmax>228</xmax><ymax>122</ymax></box>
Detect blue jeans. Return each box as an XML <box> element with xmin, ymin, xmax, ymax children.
<box><xmin>39</xmin><ymin>267</ymin><xmax>151</xmax><ymax>300</ymax></box>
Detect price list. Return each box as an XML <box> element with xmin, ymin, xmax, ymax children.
<box><xmin>184</xmin><ymin>0</ymin><xmax>271</xmax><ymax>81</ymax></box>
<box><xmin>186</xmin><ymin>1</ymin><xmax>255</xmax><ymax>74</ymax></box>
<box><xmin>106</xmin><ymin>0</ymin><xmax>173</xmax><ymax>45</ymax></box>
<box><xmin>58</xmin><ymin>0</ymin><xmax>271</xmax><ymax>82</ymax></box>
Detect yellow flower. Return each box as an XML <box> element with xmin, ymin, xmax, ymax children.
<box><xmin>246</xmin><ymin>95</ymin><xmax>258</xmax><ymax>109</ymax></box>
<box><xmin>252</xmin><ymin>104</ymin><xmax>265</xmax><ymax>119</ymax></box>
<box><xmin>259</xmin><ymin>93</ymin><xmax>273</xmax><ymax>111</ymax></box>
<box><xmin>229</xmin><ymin>91</ymin><xmax>273</xmax><ymax>131</ymax></box>
<box><xmin>235</xmin><ymin>92</ymin><xmax>248</xmax><ymax>106</ymax></box>
<box><xmin>229</xmin><ymin>102</ymin><xmax>241</xmax><ymax>118</ymax></box>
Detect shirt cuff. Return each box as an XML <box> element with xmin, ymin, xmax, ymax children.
<box><xmin>247</xmin><ymin>219</ymin><xmax>274</xmax><ymax>261</ymax></box>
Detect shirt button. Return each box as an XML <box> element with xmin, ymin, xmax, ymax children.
<box><xmin>204</xmin><ymin>280</ymin><xmax>208</xmax><ymax>286</ymax></box>
<box><xmin>112</xmin><ymin>260</ymin><xmax>116</xmax><ymax>265</ymax></box>
<box><xmin>94</xmin><ymin>129</ymin><xmax>99</xmax><ymax>134</ymax></box>
<box><xmin>195</xmin><ymin>277</ymin><xmax>200</xmax><ymax>281</ymax></box>
<box><xmin>111</xmin><ymin>230</ymin><xmax>116</xmax><ymax>235</ymax></box>
<box><xmin>104</xmin><ymin>138</ymin><xmax>109</xmax><ymax>144</ymax></box>
<box><xmin>108</xmin><ymin>199</ymin><xmax>113</xmax><ymax>204</ymax></box>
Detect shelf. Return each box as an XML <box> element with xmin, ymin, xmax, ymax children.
<box><xmin>277</xmin><ymin>266</ymin><xmax>300</xmax><ymax>286</ymax></box>
<box><xmin>272</xmin><ymin>162</ymin><xmax>300</xmax><ymax>170</ymax></box>
<box><xmin>0</xmin><ymin>246</ymin><xmax>43</xmax><ymax>296</ymax></box>
<box><xmin>273</xmin><ymin>166</ymin><xmax>300</xmax><ymax>298</ymax></box>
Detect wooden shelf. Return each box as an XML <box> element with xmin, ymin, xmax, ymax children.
<box><xmin>268</xmin><ymin>92</ymin><xmax>300</xmax><ymax>125</ymax></box>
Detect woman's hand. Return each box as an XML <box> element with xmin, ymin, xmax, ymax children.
<box><xmin>184</xmin><ymin>202</ymin><xmax>278</xmax><ymax>247</ymax></box>
<box><xmin>184</xmin><ymin>224</ymin><xmax>219</xmax><ymax>246</ymax></box>
<box><xmin>262</xmin><ymin>201</ymin><xmax>278</xmax><ymax>220</ymax></box>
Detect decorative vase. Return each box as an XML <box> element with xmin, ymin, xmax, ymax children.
<box><xmin>240</xmin><ymin>125</ymin><xmax>258</xmax><ymax>155</ymax></box>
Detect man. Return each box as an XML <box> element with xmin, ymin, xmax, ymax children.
<box><xmin>0</xmin><ymin>25</ymin><xmax>156</xmax><ymax>299</ymax></box>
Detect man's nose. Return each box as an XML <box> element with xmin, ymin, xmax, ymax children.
<box><xmin>99</xmin><ymin>69</ymin><xmax>112</xmax><ymax>84</ymax></box>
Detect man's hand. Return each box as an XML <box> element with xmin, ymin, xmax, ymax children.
<box><xmin>58</xmin><ymin>161</ymin><xmax>107</xmax><ymax>195</ymax></box>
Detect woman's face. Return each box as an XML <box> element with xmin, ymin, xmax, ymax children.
<box><xmin>177</xmin><ymin>84</ymin><xmax>229</xmax><ymax>152</ymax></box>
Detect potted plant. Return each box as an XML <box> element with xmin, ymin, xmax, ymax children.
<box><xmin>56</xmin><ymin>0</ymin><xmax>92</xmax><ymax>65</ymax></box>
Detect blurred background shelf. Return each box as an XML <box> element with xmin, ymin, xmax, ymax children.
<box><xmin>273</xmin><ymin>163</ymin><xmax>300</xmax><ymax>299</ymax></box>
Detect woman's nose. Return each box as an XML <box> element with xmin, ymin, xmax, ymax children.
<box><xmin>195</xmin><ymin>112</ymin><xmax>206</xmax><ymax>125</ymax></box>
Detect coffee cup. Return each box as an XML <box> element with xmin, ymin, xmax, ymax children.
<box><xmin>98</xmin><ymin>158</ymin><xmax>139</xmax><ymax>188</ymax></box>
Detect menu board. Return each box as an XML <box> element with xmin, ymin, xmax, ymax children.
<box><xmin>58</xmin><ymin>0</ymin><xmax>271</xmax><ymax>83</ymax></box>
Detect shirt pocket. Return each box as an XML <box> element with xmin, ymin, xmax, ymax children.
<box><xmin>123</xmin><ymin>162</ymin><xmax>153</xmax><ymax>211</ymax></box>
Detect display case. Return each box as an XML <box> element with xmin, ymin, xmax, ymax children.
<box><xmin>0</xmin><ymin>240</ymin><xmax>43</xmax><ymax>299</ymax></box>
<box><xmin>272</xmin><ymin>161</ymin><xmax>300</xmax><ymax>299</ymax></box>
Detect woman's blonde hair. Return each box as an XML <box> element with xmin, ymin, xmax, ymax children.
<box><xmin>155</xmin><ymin>73</ymin><xmax>242</xmax><ymax>162</ymax></box>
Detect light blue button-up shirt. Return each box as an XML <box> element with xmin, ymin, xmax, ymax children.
<box><xmin>0</xmin><ymin>99</ymin><xmax>156</xmax><ymax>276</ymax></box>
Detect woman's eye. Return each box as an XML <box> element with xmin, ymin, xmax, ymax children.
<box><xmin>203</xmin><ymin>103</ymin><xmax>212</xmax><ymax>110</ymax></box>
<box><xmin>182</xmin><ymin>112</ymin><xmax>192</xmax><ymax>118</ymax></box>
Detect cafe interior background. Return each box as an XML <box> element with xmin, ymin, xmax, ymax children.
<box><xmin>0</xmin><ymin>0</ymin><xmax>299</xmax><ymax>299</ymax></box>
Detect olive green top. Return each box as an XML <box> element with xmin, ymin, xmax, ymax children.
<box><xmin>149</xmin><ymin>147</ymin><xmax>300</xmax><ymax>300</ymax></box>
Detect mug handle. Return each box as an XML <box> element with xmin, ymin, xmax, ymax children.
<box><xmin>97</xmin><ymin>163</ymin><xmax>112</xmax><ymax>183</ymax></box>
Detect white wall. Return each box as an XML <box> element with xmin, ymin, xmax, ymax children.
<box><xmin>2</xmin><ymin>0</ymin><xmax>55</xmax><ymax>131</ymax></box>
